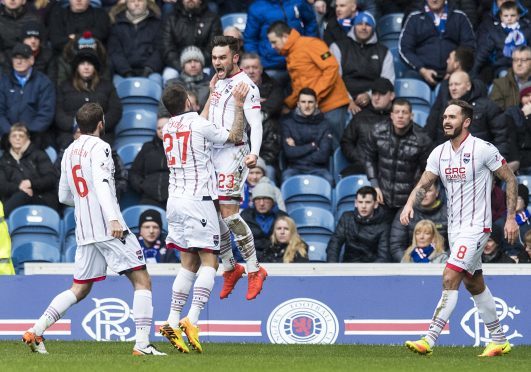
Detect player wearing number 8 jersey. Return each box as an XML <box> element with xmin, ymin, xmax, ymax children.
<box><xmin>22</xmin><ymin>103</ymin><xmax>165</xmax><ymax>356</ymax></box>
<box><xmin>159</xmin><ymin>82</ymin><xmax>249</xmax><ymax>353</ymax></box>
<box><xmin>401</xmin><ymin>100</ymin><xmax>519</xmax><ymax>357</ymax></box>
<box><xmin>208</xmin><ymin>36</ymin><xmax>267</xmax><ymax>301</ymax></box>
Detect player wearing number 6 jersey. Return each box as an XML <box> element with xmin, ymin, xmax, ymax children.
<box><xmin>22</xmin><ymin>103</ymin><xmax>165</xmax><ymax>356</ymax></box>
<box><xmin>208</xmin><ymin>36</ymin><xmax>267</xmax><ymax>301</ymax></box>
<box><xmin>159</xmin><ymin>81</ymin><xmax>249</xmax><ymax>353</ymax></box>
<box><xmin>401</xmin><ymin>100</ymin><xmax>519</xmax><ymax>357</ymax></box>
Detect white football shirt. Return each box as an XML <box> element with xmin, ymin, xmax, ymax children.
<box><xmin>163</xmin><ymin>112</ymin><xmax>229</xmax><ymax>199</ymax></box>
<box><xmin>426</xmin><ymin>134</ymin><xmax>505</xmax><ymax>234</ymax></box>
<box><xmin>208</xmin><ymin>70</ymin><xmax>262</xmax><ymax>154</ymax></box>
<box><xmin>59</xmin><ymin>135</ymin><xmax>127</xmax><ymax>245</ymax></box>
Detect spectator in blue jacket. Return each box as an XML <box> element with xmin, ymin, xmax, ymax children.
<box><xmin>0</xmin><ymin>43</ymin><xmax>55</xmax><ymax>149</ymax></box>
<box><xmin>243</xmin><ymin>0</ymin><xmax>318</xmax><ymax>84</ymax></box>
<box><xmin>399</xmin><ymin>0</ymin><xmax>476</xmax><ymax>86</ymax></box>
<box><xmin>107</xmin><ymin>0</ymin><xmax>163</xmax><ymax>85</ymax></box>
<box><xmin>281</xmin><ymin>87</ymin><xmax>333</xmax><ymax>185</ymax></box>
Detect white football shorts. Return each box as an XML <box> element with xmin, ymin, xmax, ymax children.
<box><xmin>446</xmin><ymin>231</ymin><xmax>490</xmax><ymax>276</ymax></box>
<box><xmin>213</xmin><ymin>144</ymin><xmax>249</xmax><ymax>203</ymax></box>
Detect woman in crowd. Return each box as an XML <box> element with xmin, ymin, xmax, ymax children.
<box><xmin>401</xmin><ymin>219</ymin><xmax>448</xmax><ymax>263</ymax></box>
<box><xmin>261</xmin><ymin>216</ymin><xmax>309</xmax><ymax>263</ymax></box>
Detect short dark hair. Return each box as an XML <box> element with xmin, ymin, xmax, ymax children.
<box><xmin>267</xmin><ymin>21</ymin><xmax>291</xmax><ymax>37</ymax></box>
<box><xmin>391</xmin><ymin>98</ymin><xmax>412</xmax><ymax>112</ymax></box>
<box><xmin>356</xmin><ymin>186</ymin><xmax>377</xmax><ymax>200</ymax></box>
<box><xmin>513</xmin><ymin>45</ymin><xmax>531</xmax><ymax>56</ymax></box>
<box><xmin>453</xmin><ymin>47</ymin><xmax>475</xmax><ymax>73</ymax></box>
<box><xmin>162</xmin><ymin>83</ymin><xmax>188</xmax><ymax>116</ymax></box>
<box><xmin>76</xmin><ymin>103</ymin><xmax>104</xmax><ymax>134</ymax></box>
<box><xmin>298</xmin><ymin>87</ymin><xmax>317</xmax><ymax>100</ymax></box>
<box><xmin>500</xmin><ymin>1</ymin><xmax>519</xmax><ymax>13</ymax></box>
<box><xmin>446</xmin><ymin>99</ymin><xmax>473</xmax><ymax>122</ymax></box>
<box><xmin>212</xmin><ymin>35</ymin><xmax>240</xmax><ymax>56</ymax></box>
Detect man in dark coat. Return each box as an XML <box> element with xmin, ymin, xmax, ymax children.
<box><xmin>504</xmin><ymin>81</ymin><xmax>531</xmax><ymax>173</ymax></box>
<box><xmin>482</xmin><ymin>226</ymin><xmax>516</xmax><ymax>263</ymax></box>
<box><xmin>128</xmin><ymin>118</ymin><xmax>169</xmax><ymax>209</ymax></box>
<box><xmin>326</xmin><ymin>186</ymin><xmax>390</xmax><ymax>262</ymax></box>
<box><xmin>241</xmin><ymin>183</ymin><xmax>288</xmax><ymax>258</ymax></box>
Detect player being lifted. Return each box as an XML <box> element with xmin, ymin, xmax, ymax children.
<box><xmin>208</xmin><ymin>36</ymin><xmax>267</xmax><ymax>300</ymax></box>
<box><xmin>22</xmin><ymin>103</ymin><xmax>165</xmax><ymax>356</ymax></box>
<box><xmin>401</xmin><ymin>100</ymin><xmax>519</xmax><ymax>357</ymax></box>
<box><xmin>159</xmin><ymin>81</ymin><xmax>250</xmax><ymax>353</ymax></box>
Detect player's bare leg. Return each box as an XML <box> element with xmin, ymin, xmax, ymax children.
<box><xmin>220</xmin><ymin>203</ymin><xmax>267</xmax><ymax>300</ymax></box>
<box><xmin>463</xmin><ymin>272</ymin><xmax>511</xmax><ymax>357</ymax></box>
<box><xmin>127</xmin><ymin>269</ymin><xmax>166</xmax><ymax>356</ymax></box>
<box><xmin>23</xmin><ymin>282</ymin><xmax>90</xmax><ymax>354</ymax></box>
<box><xmin>406</xmin><ymin>266</ymin><xmax>462</xmax><ymax>355</ymax></box>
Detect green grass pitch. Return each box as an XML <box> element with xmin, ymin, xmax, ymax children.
<box><xmin>1</xmin><ymin>341</ymin><xmax>530</xmax><ymax>372</ymax></box>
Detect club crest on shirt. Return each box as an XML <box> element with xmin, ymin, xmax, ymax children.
<box><xmin>200</xmin><ymin>218</ymin><xmax>207</xmax><ymax>227</ymax></box>
<box><xmin>463</xmin><ymin>153</ymin><xmax>471</xmax><ymax>164</ymax></box>
<box><xmin>213</xmin><ymin>234</ymin><xmax>219</xmax><ymax>246</ymax></box>
<box><xmin>104</xmin><ymin>148</ymin><xmax>110</xmax><ymax>157</ymax></box>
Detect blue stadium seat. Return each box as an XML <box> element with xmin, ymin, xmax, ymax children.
<box><xmin>115</xmin><ymin>109</ymin><xmax>157</xmax><ymax>137</ymax></box>
<box><xmin>381</xmin><ymin>38</ymin><xmax>398</xmax><ymax>50</ymax></box>
<box><xmin>62</xmin><ymin>208</ymin><xmax>76</xmax><ymax>261</ymax></box>
<box><xmin>116</xmin><ymin>78</ymin><xmax>161</xmax><ymax>108</ymax></box>
<box><xmin>116</xmin><ymin>143</ymin><xmax>143</xmax><ymax>169</ymax></box>
<box><xmin>413</xmin><ymin>109</ymin><xmax>429</xmax><ymax>128</ymax></box>
<box><xmin>45</xmin><ymin>146</ymin><xmax>57</xmax><ymax>163</ymax></box>
<box><xmin>290</xmin><ymin>207</ymin><xmax>335</xmax><ymax>237</ymax></box>
<box><xmin>305</xmin><ymin>238</ymin><xmax>329</xmax><ymax>262</ymax></box>
<box><xmin>114</xmin><ymin>135</ymin><xmax>153</xmax><ymax>150</ymax></box>
<box><xmin>332</xmin><ymin>148</ymin><xmax>353</xmax><ymax>184</ymax></box>
<box><xmin>281</xmin><ymin>175</ymin><xmax>333</xmax><ymax>213</ymax></box>
<box><xmin>63</xmin><ymin>244</ymin><xmax>77</xmax><ymax>263</ymax></box>
<box><xmin>395</xmin><ymin>78</ymin><xmax>432</xmax><ymax>107</ymax></box>
<box><xmin>221</xmin><ymin>13</ymin><xmax>247</xmax><ymax>31</ymax></box>
<box><xmin>377</xmin><ymin>13</ymin><xmax>404</xmax><ymax>41</ymax></box>
<box><xmin>122</xmin><ymin>205</ymin><xmax>168</xmax><ymax>235</ymax></box>
<box><xmin>119</xmin><ymin>187</ymin><xmax>141</xmax><ymax>210</ymax></box>
<box><xmin>334</xmin><ymin>175</ymin><xmax>370</xmax><ymax>217</ymax></box>
<box><xmin>8</xmin><ymin>205</ymin><xmax>62</xmax><ymax>254</ymax></box>
<box><xmin>389</xmin><ymin>47</ymin><xmax>411</xmax><ymax>79</ymax></box>
<box><xmin>12</xmin><ymin>241</ymin><xmax>61</xmax><ymax>274</ymax></box>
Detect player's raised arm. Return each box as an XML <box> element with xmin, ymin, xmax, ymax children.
<box><xmin>200</xmin><ymin>74</ymin><xmax>219</xmax><ymax>119</ymax></box>
<box><xmin>226</xmin><ymin>82</ymin><xmax>250</xmax><ymax>143</ymax></box>
<box><xmin>243</xmin><ymin>84</ymin><xmax>263</xmax><ymax>168</ymax></box>
<box><xmin>400</xmin><ymin>170</ymin><xmax>439</xmax><ymax>226</ymax></box>
<box><xmin>494</xmin><ymin>163</ymin><xmax>519</xmax><ymax>244</ymax></box>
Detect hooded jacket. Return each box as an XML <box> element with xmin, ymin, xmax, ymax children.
<box><xmin>326</xmin><ymin>207</ymin><xmax>390</xmax><ymax>263</ymax></box>
<box><xmin>243</xmin><ymin>0</ymin><xmax>318</xmax><ymax>70</ymax></box>
<box><xmin>241</xmin><ymin>205</ymin><xmax>288</xmax><ymax>254</ymax></box>
<box><xmin>281</xmin><ymin>29</ymin><xmax>350</xmax><ymax>112</ymax></box>
<box><xmin>281</xmin><ymin>108</ymin><xmax>333</xmax><ymax>171</ymax></box>
<box><xmin>490</xmin><ymin>69</ymin><xmax>527</xmax><ymax>111</ymax></box>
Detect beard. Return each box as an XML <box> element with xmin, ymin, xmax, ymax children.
<box><xmin>444</xmin><ymin>124</ymin><xmax>462</xmax><ymax>139</ymax></box>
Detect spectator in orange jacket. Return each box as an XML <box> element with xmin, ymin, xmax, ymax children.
<box><xmin>267</xmin><ymin>21</ymin><xmax>351</xmax><ymax>147</ymax></box>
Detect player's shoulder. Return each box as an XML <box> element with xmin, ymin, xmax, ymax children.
<box><xmin>472</xmin><ymin>136</ymin><xmax>499</xmax><ymax>153</ymax></box>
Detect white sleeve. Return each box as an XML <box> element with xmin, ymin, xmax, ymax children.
<box><xmin>58</xmin><ymin>153</ymin><xmax>74</xmax><ymax>206</ymax></box>
<box><xmin>425</xmin><ymin>146</ymin><xmax>442</xmax><ymax>176</ymax></box>
<box><xmin>91</xmin><ymin>143</ymin><xmax>119</xmax><ymax>222</ymax></box>
<box><xmin>329</xmin><ymin>43</ymin><xmax>343</xmax><ymax>76</ymax></box>
<box><xmin>244</xmin><ymin>84</ymin><xmax>263</xmax><ymax>156</ymax></box>
<box><xmin>483</xmin><ymin>142</ymin><xmax>505</xmax><ymax>172</ymax></box>
<box><xmin>381</xmin><ymin>50</ymin><xmax>395</xmax><ymax>84</ymax></box>
<box><xmin>198</xmin><ymin>117</ymin><xmax>230</xmax><ymax>144</ymax></box>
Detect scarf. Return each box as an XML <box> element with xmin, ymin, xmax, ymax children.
<box><xmin>126</xmin><ymin>10</ymin><xmax>149</xmax><ymax>25</ymax></box>
<box><xmin>410</xmin><ymin>244</ymin><xmax>435</xmax><ymax>263</ymax></box>
<box><xmin>338</xmin><ymin>14</ymin><xmax>357</xmax><ymax>34</ymax></box>
<box><xmin>13</xmin><ymin>68</ymin><xmax>32</xmax><ymax>88</ymax></box>
<box><xmin>138</xmin><ymin>236</ymin><xmax>165</xmax><ymax>263</ymax></box>
<box><xmin>516</xmin><ymin>209</ymin><xmax>530</xmax><ymax>225</ymax></box>
<box><xmin>424</xmin><ymin>1</ymin><xmax>448</xmax><ymax>34</ymax></box>
<box><xmin>9</xmin><ymin>140</ymin><xmax>31</xmax><ymax>162</ymax></box>
<box><xmin>179</xmin><ymin>71</ymin><xmax>205</xmax><ymax>84</ymax></box>
<box><xmin>502</xmin><ymin>22</ymin><xmax>527</xmax><ymax>58</ymax></box>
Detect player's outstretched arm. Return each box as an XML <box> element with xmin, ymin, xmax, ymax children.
<box><xmin>400</xmin><ymin>171</ymin><xmax>439</xmax><ymax>226</ymax></box>
<box><xmin>226</xmin><ymin>82</ymin><xmax>249</xmax><ymax>143</ymax></box>
<box><xmin>494</xmin><ymin>164</ymin><xmax>519</xmax><ymax>244</ymax></box>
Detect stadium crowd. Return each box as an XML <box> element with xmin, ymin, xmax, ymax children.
<box><xmin>2</xmin><ymin>0</ymin><xmax>531</xmax><ymax>274</ymax></box>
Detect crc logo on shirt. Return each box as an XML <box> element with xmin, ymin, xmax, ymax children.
<box><xmin>444</xmin><ymin>167</ymin><xmax>466</xmax><ymax>182</ymax></box>
<box><xmin>267</xmin><ymin>298</ymin><xmax>339</xmax><ymax>344</ymax></box>
<box><xmin>82</xmin><ymin>298</ymin><xmax>135</xmax><ymax>341</ymax></box>
<box><xmin>460</xmin><ymin>296</ymin><xmax>523</xmax><ymax>346</ymax></box>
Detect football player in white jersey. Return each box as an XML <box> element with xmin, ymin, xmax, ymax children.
<box><xmin>22</xmin><ymin>103</ymin><xmax>165</xmax><ymax>356</ymax></box>
<box><xmin>158</xmin><ymin>81</ymin><xmax>250</xmax><ymax>353</ymax></box>
<box><xmin>400</xmin><ymin>100</ymin><xmax>519</xmax><ymax>357</ymax></box>
<box><xmin>208</xmin><ymin>36</ymin><xmax>267</xmax><ymax>301</ymax></box>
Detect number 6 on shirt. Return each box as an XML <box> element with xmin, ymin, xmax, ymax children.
<box><xmin>164</xmin><ymin>131</ymin><xmax>190</xmax><ymax>165</ymax></box>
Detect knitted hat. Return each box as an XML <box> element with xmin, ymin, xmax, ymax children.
<box><xmin>252</xmin><ymin>182</ymin><xmax>276</xmax><ymax>201</ymax></box>
<box><xmin>353</xmin><ymin>11</ymin><xmax>376</xmax><ymax>28</ymax></box>
<box><xmin>78</xmin><ymin>31</ymin><xmax>97</xmax><ymax>50</ymax></box>
<box><xmin>180</xmin><ymin>46</ymin><xmax>205</xmax><ymax>69</ymax></box>
<box><xmin>255</xmin><ymin>157</ymin><xmax>267</xmax><ymax>174</ymax></box>
<box><xmin>11</xmin><ymin>43</ymin><xmax>32</xmax><ymax>59</ymax></box>
<box><xmin>72</xmin><ymin>48</ymin><xmax>101</xmax><ymax>72</ymax></box>
<box><xmin>139</xmin><ymin>209</ymin><xmax>163</xmax><ymax>229</ymax></box>
<box><xmin>372</xmin><ymin>78</ymin><xmax>394</xmax><ymax>94</ymax></box>
<box><xmin>21</xmin><ymin>21</ymin><xmax>43</xmax><ymax>40</ymax></box>
<box><xmin>518</xmin><ymin>183</ymin><xmax>529</xmax><ymax>204</ymax></box>
<box><xmin>520</xmin><ymin>81</ymin><xmax>531</xmax><ymax>99</ymax></box>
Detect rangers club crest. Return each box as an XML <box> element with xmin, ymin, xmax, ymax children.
<box><xmin>463</xmin><ymin>153</ymin><xmax>471</xmax><ymax>164</ymax></box>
